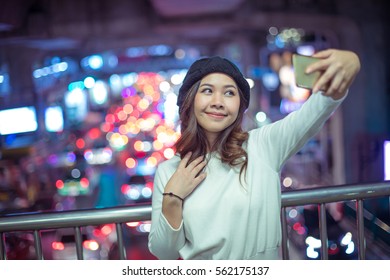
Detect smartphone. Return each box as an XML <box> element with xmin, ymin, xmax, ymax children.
<box><xmin>292</xmin><ymin>54</ymin><xmax>322</xmax><ymax>89</ymax></box>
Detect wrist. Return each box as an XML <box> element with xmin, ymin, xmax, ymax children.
<box><xmin>163</xmin><ymin>192</ymin><xmax>184</xmax><ymax>203</ymax></box>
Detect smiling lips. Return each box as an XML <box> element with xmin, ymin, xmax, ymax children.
<box><xmin>205</xmin><ymin>112</ymin><xmax>227</xmax><ymax>119</ymax></box>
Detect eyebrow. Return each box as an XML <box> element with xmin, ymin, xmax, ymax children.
<box><xmin>199</xmin><ymin>83</ymin><xmax>238</xmax><ymax>89</ymax></box>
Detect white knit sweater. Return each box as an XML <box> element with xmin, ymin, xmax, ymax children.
<box><xmin>148</xmin><ymin>92</ymin><xmax>346</xmax><ymax>259</ymax></box>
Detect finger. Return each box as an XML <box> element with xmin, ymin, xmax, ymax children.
<box><xmin>313</xmin><ymin>71</ymin><xmax>333</xmax><ymax>93</ymax></box>
<box><xmin>312</xmin><ymin>49</ymin><xmax>333</xmax><ymax>59</ymax></box>
<box><xmin>324</xmin><ymin>74</ymin><xmax>343</xmax><ymax>96</ymax></box>
<box><xmin>305</xmin><ymin>59</ymin><xmax>330</xmax><ymax>74</ymax></box>
<box><xmin>307</xmin><ymin>50</ymin><xmax>336</xmax><ymax>73</ymax></box>
<box><xmin>178</xmin><ymin>152</ymin><xmax>192</xmax><ymax>169</ymax></box>
<box><xmin>312</xmin><ymin>62</ymin><xmax>340</xmax><ymax>92</ymax></box>
<box><xmin>187</xmin><ymin>155</ymin><xmax>205</xmax><ymax>170</ymax></box>
<box><xmin>329</xmin><ymin>80</ymin><xmax>348</xmax><ymax>98</ymax></box>
<box><xmin>192</xmin><ymin>159</ymin><xmax>207</xmax><ymax>176</ymax></box>
<box><xmin>193</xmin><ymin>172</ymin><xmax>207</xmax><ymax>186</ymax></box>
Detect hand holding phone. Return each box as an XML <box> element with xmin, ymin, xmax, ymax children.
<box><xmin>292</xmin><ymin>54</ymin><xmax>322</xmax><ymax>90</ymax></box>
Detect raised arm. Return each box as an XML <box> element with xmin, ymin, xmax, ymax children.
<box><xmin>252</xmin><ymin>49</ymin><xmax>361</xmax><ymax>171</ymax></box>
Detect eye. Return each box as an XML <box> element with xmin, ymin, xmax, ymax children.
<box><xmin>200</xmin><ymin>87</ymin><xmax>212</xmax><ymax>94</ymax></box>
<box><xmin>224</xmin><ymin>90</ymin><xmax>236</xmax><ymax>97</ymax></box>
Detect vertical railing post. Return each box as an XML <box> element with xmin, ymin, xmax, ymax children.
<box><xmin>356</xmin><ymin>199</ymin><xmax>366</xmax><ymax>259</ymax></box>
<box><xmin>0</xmin><ymin>232</ymin><xmax>6</xmax><ymax>260</ymax></box>
<box><xmin>74</xmin><ymin>226</ymin><xmax>84</xmax><ymax>260</ymax></box>
<box><xmin>318</xmin><ymin>203</ymin><xmax>328</xmax><ymax>260</ymax></box>
<box><xmin>281</xmin><ymin>207</ymin><xmax>290</xmax><ymax>260</ymax></box>
<box><xmin>33</xmin><ymin>230</ymin><xmax>43</xmax><ymax>260</ymax></box>
<box><xmin>116</xmin><ymin>223</ymin><xmax>127</xmax><ymax>260</ymax></box>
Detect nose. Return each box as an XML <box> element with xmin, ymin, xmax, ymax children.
<box><xmin>210</xmin><ymin>93</ymin><xmax>224</xmax><ymax>109</ymax></box>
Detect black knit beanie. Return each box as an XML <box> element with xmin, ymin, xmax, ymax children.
<box><xmin>177</xmin><ymin>56</ymin><xmax>250</xmax><ymax>111</ymax></box>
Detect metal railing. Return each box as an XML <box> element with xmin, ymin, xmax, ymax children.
<box><xmin>280</xmin><ymin>181</ymin><xmax>390</xmax><ymax>260</ymax></box>
<box><xmin>0</xmin><ymin>181</ymin><xmax>389</xmax><ymax>260</ymax></box>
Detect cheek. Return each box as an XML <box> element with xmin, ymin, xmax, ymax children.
<box><xmin>193</xmin><ymin>95</ymin><xmax>202</xmax><ymax>119</ymax></box>
<box><xmin>194</xmin><ymin>94</ymin><xmax>206</xmax><ymax>111</ymax></box>
<box><xmin>227</xmin><ymin>99</ymin><xmax>240</xmax><ymax>116</ymax></box>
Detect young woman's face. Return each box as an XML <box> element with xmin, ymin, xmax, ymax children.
<box><xmin>194</xmin><ymin>73</ymin><xmax>241</xmax><ymax>144</ymax></box>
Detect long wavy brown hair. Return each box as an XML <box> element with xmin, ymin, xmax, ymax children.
<box><xmin>175</xmin><ymin>80</ymin><xmax>249</xmax><ymax>181</ymax></box>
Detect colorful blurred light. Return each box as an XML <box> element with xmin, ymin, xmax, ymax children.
<box><xmin>100</xmin><ymin>224</ymin><xmax>113</xmax><ymax>236</ymax></box>
<box><xmin>86</xmin><ymin>55</ymin><xmax>103</xmax><ymax>70</ymax></box>
<box><xmin>125</xmin><ymin>158</ymin><xmax>137</xmax><ymax>169</ymax></box>
<box><xmin>51</xmin><ymin>241</ymin><xmax>65</xmax><ymax>250</ymax></box>
<box><xmin>163</xmin><ymin>148</ymin><xmax>175</xmax><ymax>159</ymax></box>
<box><xmin>90</xmin><ymin>80</ymin><xmax>108</xmax><ymax>105</ymax></box>
<box><xmin>45</xmin><ymin>106</ymin><xmax>64</xmax><ymax>132</ymax></box>
<box><xmin>66</xmin><ymin>152</ymin><xmax>76</xmax><ymax>163</ymax></box>
<box><xmin>126</xmin><ymin>222</ymin><xmax>140</xmax><ymax>227</ymax></box>
<box><xmin>80</xmin><ymin>178</ymin><xmax>89</xmax><ymax>188</ymax></box>
<box><xmin>108</xmin><ymin>133</ymin><xmax>128</xmax><ymax>150</ymax></box>
<box><xmin>88</xmin><ymin>128</ymin><xmax>101</xmax><ymax>139</ymax></box>
<box><xmin>385</xmin><ymin>141</ymin><xmax>390</xmax><ymax>180</ymax></box>
<box><xmin>55</xmin><ymin>180</ymin><xmax>64</xmax><ymax>189</ymax></box>
<box><xmin>123</xmin><ymin>104</ymin><xmax>133</xmax><ymax>114</ymax></box>
<box><xmin>153</xmin><ymin>140</ymin><xmax>163</xmax><ymax>151</ymax></box>
<box><xmin>121</xmin><ymin>86</ymin><xmax>136</xmax><ymax>98</ymax></box>
<box><xmin>83</xmin><ymin>76</ymin><xmax>95</xmax><ymax>88</ymax></box>
<box><xmin>146</xmin><ymin>156</ymin><xmax>158</xmax><ymax>167</ymax></box>
<box><xmin>83</xmin><ymin>240</ymin><xmax>99</xmax><ymax>251</ymax></box>
<box><xmin>76</xmin><ymin>138</ymin><xmax>85</xmax><ymax>149</ymax></box>
<box><xmin>0</xmin><ymin>106</ymin><xmax>38</xmax><ymax>135</ymax></box>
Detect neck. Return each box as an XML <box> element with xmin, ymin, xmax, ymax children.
<box><xmin>205</xmin><ymin>134</ymin><xmax>218</xmax><ymax>151</ymax></box>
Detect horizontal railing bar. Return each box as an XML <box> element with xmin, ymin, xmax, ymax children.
<box><xmin>0</xmin><ymin>182</ymin><xmax>389</xmax><ymax>233</ymax></box>
<box><xmin>281</xmin><ymin>181</ymin><xmax>390</xmax><ymax>207</ymax></box>
<box><xmin>0</xmin><ymin>204</ymin><xmax>152</xmax><ymax>232</ymax></box>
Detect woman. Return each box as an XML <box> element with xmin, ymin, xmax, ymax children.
<box><xmin>148</xmin><ymin>49</ymin><xmax>360</xmax><ymax>259</ymax></box>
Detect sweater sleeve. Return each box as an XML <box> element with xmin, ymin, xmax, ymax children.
<box><xmin>148</xmin><ymin>164</ymin><xmax>185</xmax><ymax>259</ymax></box>
<box><xmin>251</xmin><ymin>91</ymin><xmax>347</xmax><ymax>171</ymax></box>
